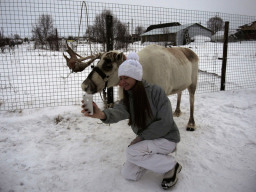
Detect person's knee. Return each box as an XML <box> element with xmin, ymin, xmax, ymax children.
<box><xmin>126</xmin><ymin>145</ymin><xmax>144</xmax><ymax>161</ymax></box>
<box><xmin>126</xmin><ymin>146</ymin><xmax>137</xmax><ymax>160</ymax></box>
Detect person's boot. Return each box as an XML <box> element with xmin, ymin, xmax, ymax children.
<box><xmin>161</xmin><ymin>162</ymin><xmax>182</xmax><ymax>190</ymax></box>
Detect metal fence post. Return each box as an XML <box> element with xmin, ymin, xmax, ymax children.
<box><xmin>106</xmin><ymin>14</ymin><xmax>114</xmax><ymax>105</ymax></box>
<box><xmin>220</xmin><ymin>21</ymin><xmax>229</xmax><ymax>91</ymax></box>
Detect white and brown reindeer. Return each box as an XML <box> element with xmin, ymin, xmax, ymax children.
<box><xmin>63</xmin><ymin>44</ymin><xmax>199</xmax><ymax>131</ymax></box>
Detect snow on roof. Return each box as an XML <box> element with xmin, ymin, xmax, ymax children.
<box><xmin>141</xmin><ymin>23</ymin><xmax>210</xmax><ymax>36</ymax></box>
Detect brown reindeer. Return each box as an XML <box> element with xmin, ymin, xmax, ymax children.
<box><xmin>64</xmin><ymin>44</ymin><xmax>199</xmax><ymax>131</ymax></box>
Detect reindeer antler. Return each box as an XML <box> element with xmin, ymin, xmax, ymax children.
<box><xmin>63</xmin><ymin>42</ymin><xmax>101</xmax><ymax>72</ymax></box>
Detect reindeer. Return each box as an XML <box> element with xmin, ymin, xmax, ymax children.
<box><xmin>63</xmin><ymin>44</ymin><xmax>199</xmax><ymax>131</ymax></box>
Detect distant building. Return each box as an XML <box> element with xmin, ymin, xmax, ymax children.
<box><xmin>235</xmin><ymin>21</ymin><xmax>256</xmax><ymax>40</ymax></box>
<box><xmin>145</xmin><ymin>22</ymin><xmax>181</xmax><ymax>32</ymax></box>
<box><xmin>141</xmin><ymin>23</ymin><xmax>212</xmax><ymax>46</ymax></box>
<box><xmin>211</xmin><ymin>29</ymin><xmax>237</xmax><ymax>42</ymax></box>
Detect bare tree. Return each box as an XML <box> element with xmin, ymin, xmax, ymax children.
<box><xmin>47</xmin><ymin>28</ymin><xmax>59</xmax><ymax>51</ymax></box>
<box><xmin>86</xmin><ymin>10</ymin><xmax>129</xmax><ymax>51</ymax></box>
<box><xmin>207</xmin><ymin>16</ymin><xmax>224</xmax><ymax>34</ymax></box>
<box><xmin>0</xmin><ymin>30</ymin><xmax>5</xmax><ymax>53</ymax></box>
<box><xmin>115</xmin><ymin>20</ymin><xmax>130</xmax><ymax>50</ymax></box>
<box><xmin>135</xmin><ymin>26</ymin><xmax>145</xmax><ymax>36</ymax></box>
<box><xmin>14</xmin><ymin>34</ymin><xmax>20</xmax><ymax>40</ymax></box>
<box><xmin>32</xmin><ymin>14</ymin><xmax>55</xmax><ymax>49</ymax></box>
<box><xmin>0</xmin><ymin>30</ymin><xmax>13</xmax><ymax>53</ymax></box>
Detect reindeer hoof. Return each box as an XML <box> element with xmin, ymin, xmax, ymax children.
<box><xmin>187</xmin><ymin>120</ymin><xmax>196</xmax><ymax>131</ymax></box>
<box><xmin>173</xmin><ymin>111</ymin><xmax>181</xmax><ymax>117</ymax></box>
<box><xmin>186</xmin><ymin>127</ymin><xmax>195</xmax><ymax>131</ymax></box>
<box><xmin>186</xmin><ymin>123</ymin><xmax>196</xmax><ymax>131</ymax></box>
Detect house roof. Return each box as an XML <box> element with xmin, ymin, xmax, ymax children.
<box><xmin>239</xmin><ymin>21</ymin><xmax>256</xmax><ymax>31</ymax></box>
<box><xmin>146</xmin><ymin>22</ymin><xmax>181</xmax><ymax>32</ymax></box>
<box><xmin>141</xmin><ymin>23</ymin><xmax>211</xmax><ymax>36</ymax></box>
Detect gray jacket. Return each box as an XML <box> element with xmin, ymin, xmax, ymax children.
<box><xmin>102</xmin><ymin>80</ymin><xmax>180</xmax><ymax>143</ymax></box>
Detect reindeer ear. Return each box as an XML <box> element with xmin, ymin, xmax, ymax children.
<box><xmin>116</xmin><ymin>52</ymin><xmax>126</xmax><ymax>62</ymax></box>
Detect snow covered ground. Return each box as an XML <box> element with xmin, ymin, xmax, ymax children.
<box><xmin>0</xmin><ymin>88</ymin><xmax>256</xmax><ymax>192</ymax></box>
<box><xmin>0</xmin><ymin>40</ymin><xmax>256</xmax><ymax>191</ymax></box>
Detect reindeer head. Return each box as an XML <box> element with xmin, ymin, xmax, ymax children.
<box><xmin>81</xmin><ymin>51</ymin><xmax>126</xmax><ymax>94</ymax></box>
<box><xmin>63</xmin><ymin>43</ymin><xmax>126</xmax><ymax>94</ymax></box>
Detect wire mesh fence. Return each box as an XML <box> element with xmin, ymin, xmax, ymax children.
<box><xmin>0</xmin><ymin>0</ymin><xmax>256</xmax><ymax>111</ymax></box>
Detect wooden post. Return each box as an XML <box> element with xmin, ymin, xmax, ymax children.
<box><xmin>106</xmin><ymin>14</ymin><xmax>114</xmax><ymax>105</ymax></box>
<box><xmin>220</xmin><ymin>21</ymin><xmax>229</xmax><ymax>91</ymax></box>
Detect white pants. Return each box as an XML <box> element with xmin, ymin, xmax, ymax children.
<box><xmin>121</xmin><ymin>138</ymin><xmax>177</xmax><ymax>181</ymax></box>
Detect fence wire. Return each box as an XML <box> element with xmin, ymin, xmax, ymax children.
<box><xmin>0</xmin><ymin>0</ymin><xmax>256</xmax><ymax>111</ymax></box>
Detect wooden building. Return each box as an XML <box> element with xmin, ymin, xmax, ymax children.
<box><xmin>141</xmin><ymin>23</ymin><xmax>212</xmax><ymax>46</ymax></box>
<box><xmin>235</xmin><ymin>21</ymin><xmax>256</xmax><ymax>40</ymax></box>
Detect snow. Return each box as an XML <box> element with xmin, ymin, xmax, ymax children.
<box><xmin>0</xmin><ymin>41</ymin><xmax>256</xmax><ymax>191</ymax></box>
<box><xmin>191</xmin><ymin>35</ymin><xmax>211</xmax><ymax>43</ymax></box>
<box><xmin>0</xmin><ymin>88</ymin><xmax>256</xmax><ymax>192</ymax></box>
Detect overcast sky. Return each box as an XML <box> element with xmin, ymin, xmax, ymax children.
<box><xmin>94</xmin><ymin>0</ymin><xmax>256</xmax><ymax>17</ymax></box>
<box><xmin>1</xmin><ymin>0</ymin><xmax>255</xmax><ymax>38</ymax></box>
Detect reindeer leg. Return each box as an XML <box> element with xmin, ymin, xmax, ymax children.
<box><xmin>187</xmin><ymin>85</ymin><xmax>196</xmax><ymax>131</ymax></box>
<box><xmin>173</xmin><ymin>91</ymin><xmax>182</xmax><ymax>117</ymax></box>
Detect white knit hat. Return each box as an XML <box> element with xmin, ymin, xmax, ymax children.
<box><xmin>118</xmin><ymin>52</ymin><xmax>143</xmax><ymax>81</ymax></box>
